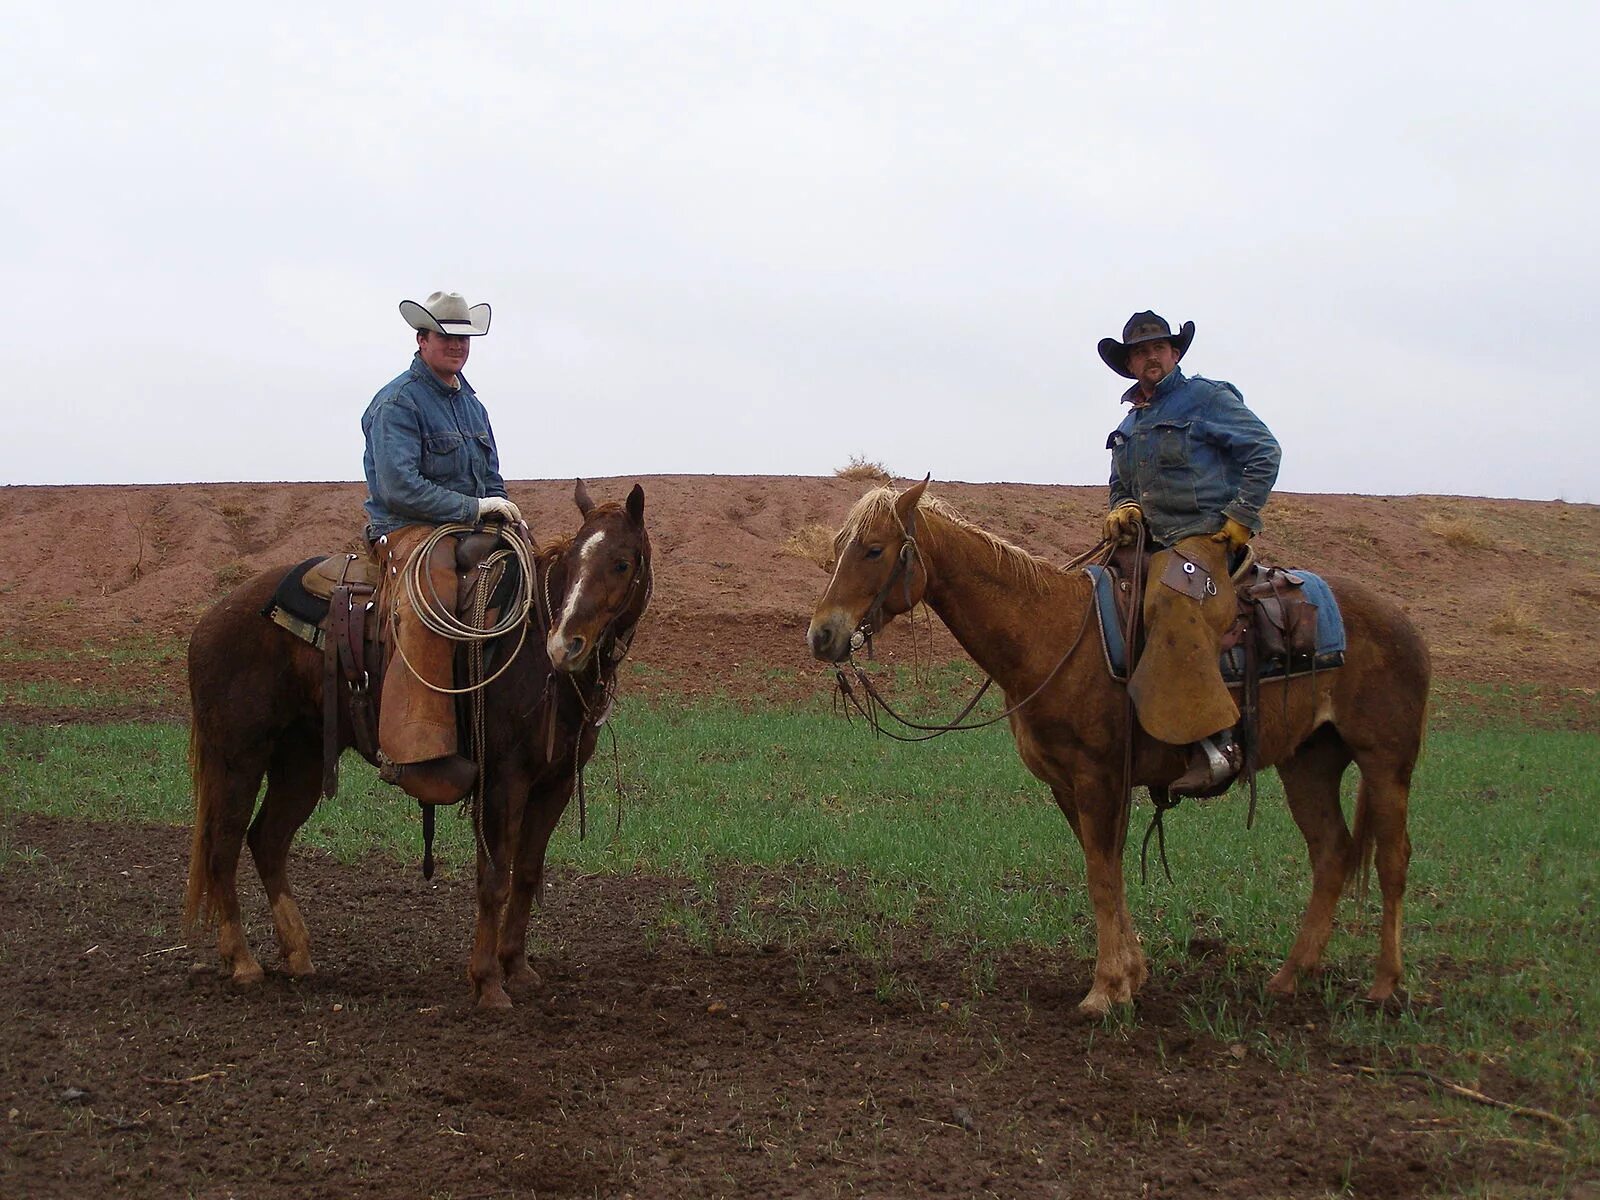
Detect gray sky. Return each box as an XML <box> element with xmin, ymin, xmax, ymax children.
<box><xmin>6</xmin><ymin>2</ymin><xmax>1596</xmax><ymax>501</ymax></box>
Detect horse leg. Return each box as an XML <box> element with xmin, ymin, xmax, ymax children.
<box><xmin>1268</xmin><ymin>729</ymin><xmax>1354</xmax><ymax>995</ymax></box>
<box><xmin>468</xmin><ymin>778</ymin><xmax>519</xmax><ymax>1011</ymax></box>
<box><xmin>1062</xmin><ymin>779</ymin><xmax>1145</xmax><ymax>1015</ymax></box>
<box><xmin>246</xmin><ymin>736</ymin><xmax>324</xmax><ymax>978</ymax></box>
<box><xmin>498</xmin><ymin>773</ymin><xmax>574</xmax><ymax>989</ymax></box>
<box><xmin>1353</xmin><ymin>769</ymin><xmax>1412</xmax><ymax>1002</ymax></box>
<box><xmin>205</xmin><ymin>756</ymin><xmax>271</xmax><ymax>986</ymax></box>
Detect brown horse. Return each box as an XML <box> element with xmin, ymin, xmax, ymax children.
<box><xmin>184</xmin><ymin>481</ymin><xmax>651</xmax><ymax>1009</ymax></box>
<box><xmin>807</xmin><ymin>480</ymin><xmax>1429</xmax><ymax>1016</ymax></box>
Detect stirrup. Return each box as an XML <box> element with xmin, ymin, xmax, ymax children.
<box><xmin>1170</xmin><ymin>733</ymin><xmax>1242</xmax><ymax>796</ymax></box>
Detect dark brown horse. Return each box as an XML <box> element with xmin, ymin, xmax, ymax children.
<box><xmin>808</xmin><ymin>481</ymin><xmax>1429</xmax><ymax>1016</ymax></box>
<box><xmin>185</xmin><ymin>481</ymin><xmax>651</xmax><ymax>1009</ymax></box>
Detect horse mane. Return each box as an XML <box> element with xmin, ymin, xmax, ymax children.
<box><xmin>538</xmin><ymin>533</ymin><xmax>576</xmax><ymax>564</ymax></box>
<box><xmin>838</xmin><ymin>486</ymin><xmax>1064</xmax><ymax>594</ymax></box>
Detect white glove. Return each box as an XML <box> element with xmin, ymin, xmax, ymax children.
<box><xmin>476</xmin><ymin>496</ymin><xmax>523</xmax><ymax>524</ymax></box>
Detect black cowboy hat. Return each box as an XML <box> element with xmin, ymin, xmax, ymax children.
<box><xmin>1097</xmin><ymin>311</ymin><xmax>1195</xmax><ymax>379</ymax></box>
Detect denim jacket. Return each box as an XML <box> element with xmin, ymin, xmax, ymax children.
<box><xmin>361</xmin><ymin>354</ymin><xmax>509</xmax><ymax>538</ymax></box>
<box><xmin>1106</xmin><ymin>367</ymin><xmax>1280</xmax><ymax>547</ymax></box>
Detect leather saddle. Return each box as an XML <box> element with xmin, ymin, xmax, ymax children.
<box><xmin>1103</xmin><ymin>543</ymin><xmax>1323</xmax><ymax>677</ymax></box>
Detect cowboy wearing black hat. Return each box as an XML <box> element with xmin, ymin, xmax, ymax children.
<box><xmin>1098</xmin><ymin>311</ymin><xmax>1281</xmax><ymax>793</ymax></box>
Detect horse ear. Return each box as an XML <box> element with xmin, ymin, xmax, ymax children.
<box><xmin>893</xmin><ymin>474</ymin><xmax>931</xmax><ymax>525</ymax></box>
<box><xmin>625</xmin><ymin>484</ymin><xmax>645</xmax><ymax>526</ymax></box>
<box><xmin>574</xmin><ymin>478</ymin><xmax>594</xmax><ymax>517</ymax></box>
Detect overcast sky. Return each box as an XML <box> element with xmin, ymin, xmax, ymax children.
<box><xmin>5</xmin><ymin>2</ymin><xmax>1595</xmax><ymax>502</ymax></box>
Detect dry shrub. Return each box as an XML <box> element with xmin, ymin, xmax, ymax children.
<box><xmin>782</xmin><ymin>524</ymin><xmax>836</xmax><ymax>571</ymax></box>
<box><xmin>1487</xmin><ymin>599</ymin><xmax>1543</xmax><ymax>638</ymax></box>
<box><xmin>214</xmin><ymin>561</ymin><xmax>252</xmax><ymax>588</ymax></box>
<box><xmin>1423</xmin><ymin>512</ymin><xmax>1492</xmax><ymax>552</ymax></box>
<box><xmin>834</xmin><ymin>455</ymin><xmax>892</xmax><ymax>483</ymax></box>
<box><xmin>1264</xmin><ymin>496</ymin><xmax>1313</xmax><ymax>522</ymax></box>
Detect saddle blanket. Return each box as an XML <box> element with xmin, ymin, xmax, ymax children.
<box><xmin>1085</xmin><ymin>564</ymin><xmax>1347</xmax><ymax>683</ymax></box>
<box><xmin>262</xmin><ymin>556</ymin><xmax>333</xmax><ymax>648</ymax></box>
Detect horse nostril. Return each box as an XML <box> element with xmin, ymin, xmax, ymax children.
<box><xmin>566</xmin><ymin>636</ymin><xmax>586</xmax><ymax>661</ymax></box>
<box><xmin>807</xmin><ymin>625</ymin><xmax>836</xmax><ymax>662</ymax></box>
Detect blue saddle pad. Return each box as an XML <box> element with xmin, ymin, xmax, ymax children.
<box><xmin>1085</xmin><ymin>565</ymin><xmax>1346</xmax><ymax>683</ymax></box>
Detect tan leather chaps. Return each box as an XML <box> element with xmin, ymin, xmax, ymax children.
<box><xmin>1127</xmin><ymin>534</ymin><xmax>1240</xmax><ymax>746</ymax></box>
<box><xmin>373</xmin><ymin>524</ymin><xmax>461</xmax><ymax>764</ymax></box>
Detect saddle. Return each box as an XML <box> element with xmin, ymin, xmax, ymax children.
<box><xmin>1091</xmin><ymin>544</ymin><xmax>1343</xmax><ymax>684</ymax></box>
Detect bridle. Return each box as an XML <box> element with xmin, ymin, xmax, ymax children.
<box><xmin>851</xmin><ymin>509</ymin><xmax>925</xmax><ymax>659</ymax></box>
<box><xmin>832</xmin><ymin>514</ymin><xmax>1105</xmax><ymax>743</ymax></box>
<box><xmin>537</xmin><ymin>535</ymin><xmax>653</xmax><ymax>839</ymax></box>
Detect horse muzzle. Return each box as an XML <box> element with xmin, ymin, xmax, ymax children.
<box><xmin>807</xmin><ymin>611</ymin><xmax>858</xmax><ymax>663</ymax></box>
<box><xmin>546</xmin><ymin>630</ymin><xmax>592</xmax><ymax>673</ymax></box>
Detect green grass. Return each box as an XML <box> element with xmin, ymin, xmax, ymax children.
<box><xmin>0</xmin><ymin>633</ymin><xmax>184</xmax><ymax>666</ymax></box>
<box><xmin>2</xmin><ymin>699</ymin><xmax>1597</xmax><ymax>1146</ymax></box>
<box><xmin>0</xmin><ymin>680</ymin><xmax>155</xmax><ymax>709</ymax></box>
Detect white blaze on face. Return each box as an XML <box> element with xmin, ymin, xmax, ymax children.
<box><xmin>548</xmin><ymin>529</ymin><xmax>609</xmax><ymax>660</ymax></box>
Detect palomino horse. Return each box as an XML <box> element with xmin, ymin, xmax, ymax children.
<box><xmin>185</xmin><ymin>481</ymin><xmax>651</xmax><ymax>1009</ymax></box>
<box><xmin>808</xmin><ymin>480</ymin><xmax>1428</xmax><ymax>1016</ymax></box>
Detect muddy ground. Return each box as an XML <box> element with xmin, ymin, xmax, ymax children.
<box><xmin>3</xmin><ymin>477</ymin><xmax>1598</xmax><ymax>1197</ymax></box>
<box><xmin>2</xmin><ymin>815</ymin><xmax>1580</xmax><ymax>1200</ymax></box>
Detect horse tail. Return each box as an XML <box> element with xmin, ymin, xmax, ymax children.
<box><xmin>183</xmin><ymin>719</ymin><xmax>225</xmax><ymax>933</ymax></box>
<box><xmin>1345</xmin><ymin>779</ymin><xmax>1376</xmax><ymax>904</ymax></box>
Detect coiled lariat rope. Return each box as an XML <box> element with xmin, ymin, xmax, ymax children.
<box><xmin>390</xmin><ymin>522</ymin><xmax>537</xmax><ymax>695</ymax></box>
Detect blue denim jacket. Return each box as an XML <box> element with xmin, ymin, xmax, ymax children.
<box><xmin>1106</xmin><ymin>367</ymin><xmax>1280</xmax><ymax>547</ymax></box>
<box><xmin>361</xmin><ymin>354</ymin><xmax>509</xmax><ymax>538</ymax></box>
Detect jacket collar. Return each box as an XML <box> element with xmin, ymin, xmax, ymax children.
<box><xmin>1121</xmin><ymin>365</ymin><xmax>1185</xmax><ymax>408</ymax></box>
<box><xmin>409</xmin><ymin>352</ymin><xmax>473</xmax><ymax>399</ymax></box>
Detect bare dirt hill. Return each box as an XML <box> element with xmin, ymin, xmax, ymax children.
<box><xmin>3</xmin><ymin>476</ymin><xmax>1597</xmax><ymax>697</ymax></box>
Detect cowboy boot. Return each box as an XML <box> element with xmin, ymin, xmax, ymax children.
<box><xmin>380</xmin><ymin>754</ymin><xmax>478</xmax><ymax>805</ymax></box>
<box><xmin>1169</xmin><ymin>730</ymin><xmax>1243</xmax><ymax>796</ymax></box>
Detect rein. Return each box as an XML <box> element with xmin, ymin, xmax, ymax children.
<box><xmin>833</xmin><ymin>526</ymin><xmax>1114</xmax><ymax>743</ymax></box>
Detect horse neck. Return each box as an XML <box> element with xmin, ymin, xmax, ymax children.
<box><xmin>917</xmin><ymin>512</ymin><xmax>1092</xmax><ymax>691</ymax></box>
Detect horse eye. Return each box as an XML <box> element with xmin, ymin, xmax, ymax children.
<box><xmin>864</xmin><ymin>546</ymin><xmax>884</xmax><ymax>560</ymax></box>
<box><xmin>614</xmin><ymin>560</ymin><xmax>631</xmax><ymax>574</ymax></box>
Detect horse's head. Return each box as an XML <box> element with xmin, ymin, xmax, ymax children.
<box><xmin>807</xmin><ymin>477</ymin><xmax>930</xmax><ymax>663</ymax></box>
<box><xmin>545</xmin><ymin>479</ymin><xmax>652</xmax><ymax>673</ymax></box>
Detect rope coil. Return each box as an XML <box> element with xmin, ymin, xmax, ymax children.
<box><xmin>389</xmin><ymin>522</ymin><xmax>537</xmax><ymax>695</ymax></box>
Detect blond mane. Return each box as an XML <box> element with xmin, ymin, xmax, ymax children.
<box><xmin>837</xmin><ymin>486</ymin><xmax>1063</xmax><ymax>593</ymax></box>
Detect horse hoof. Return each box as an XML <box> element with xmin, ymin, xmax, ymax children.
<box><xmin>284</xmin><ymin>954</ymin><xmax>316</xmax><ymax>978</ymax></box>
<box><xmin>1076</xmin><ymin>994</ymin><xmax>1113</xmax><ymax>1020</ymax></box>
<box><xmin>476</xmin><ymin>986</ymin><xmax>514</xmax><ymax>1011</ymax></box>
<box><xmin>229</xmin><ymin>962</ymin><xmax>265</xmax><ymax>987</ymax></box>
<box><xmin>503</xmin><ymin>962</ymin><xmax>541</xmax><ymax>990</ymax></box>
<box><xmin>1365</xmin><ymin>982</ymin><xmax>1407</xmax><ymax>1012</ymax></box>
<box><xmin>1266</xmin><ymin>967</ymin><xmax>1298</xmax><ymax>996</ymax></box>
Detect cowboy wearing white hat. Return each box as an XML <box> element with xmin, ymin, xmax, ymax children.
<box><xmin>360</xmin><ymin>291</ymin><xmax>524</xmax><ymax>805</ymax></box>
<box><xmin>1097</xmin><ymin>310</ymin><xmax>1282</xmax><ymax>794</ymax></box>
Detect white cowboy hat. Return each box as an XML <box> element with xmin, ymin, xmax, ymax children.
<box><xmin>399</xmin><ymin>291</ymin><xmax>492</xmax><ymax>336</ymax></box>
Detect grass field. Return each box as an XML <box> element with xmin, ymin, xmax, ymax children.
<box><xmin>3</xmin><ymin>682</ymin><xmax>1597</xmax><ymax>1161</ymax></box>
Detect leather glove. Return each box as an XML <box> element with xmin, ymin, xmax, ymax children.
<box><xmin>476</xmin><ymin>496</ymin><xmax>523</xmax><ymax>525</ymax></box>
<box><xmin>1210</xmin><ymin>516</ymin><xmax>1254</xmax><ymax>552</ymax></box>
<box><xmin>1101</xmin><ymin>502</ymin><xmax>1144</xmax><ymax>545</ymax></box>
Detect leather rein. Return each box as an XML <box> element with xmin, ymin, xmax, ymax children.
<box><xmin>832</xmin><ymin>514</ymin><xmax>1114</xmax><ymax>743</ymax></box>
